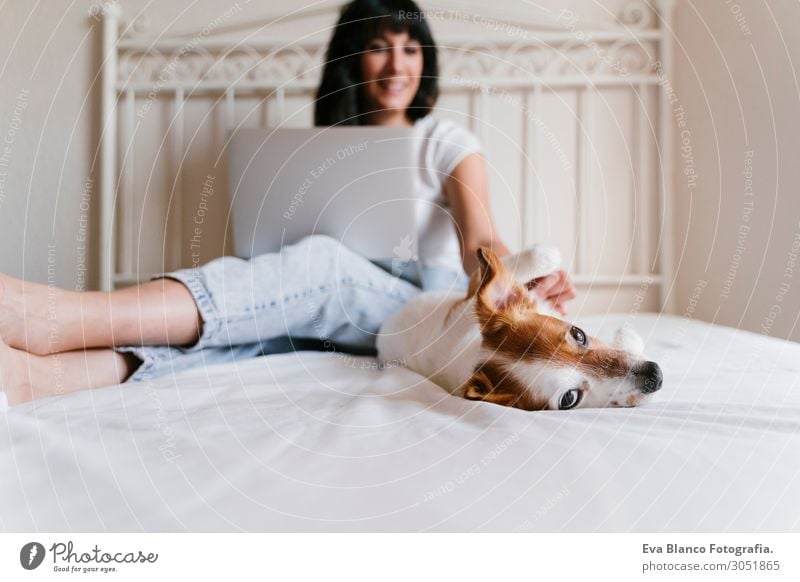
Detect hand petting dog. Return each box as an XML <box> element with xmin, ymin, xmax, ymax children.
<box><xmin>527</xmin><ymin>269</ymin><xmax>576</xmax><ymax>315</ymax></box>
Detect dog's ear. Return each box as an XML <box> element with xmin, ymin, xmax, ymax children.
<box><xmin>472</xmin><ymin>248</ymin><xmax>530</xmax><ymax>333</ymax></box>
<box><xmin>463</xmin><ymin>369</ymin><xmax>519</xmax><ymax>407</ymax></box>
<box><xmin>463</xmin><ymin>369</ymin><xmax>494</xmax><ymax>400</ymax></box>
<box><xmin>475</xmin><ymin>247</ymin><xmax>526</xmax><ymax>309</ymax></box>
<box><xmin>463</xmin><ymin>367</ymin><xmax>544</xmax><ymax>410</ymax></box>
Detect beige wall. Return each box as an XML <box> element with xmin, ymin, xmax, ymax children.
<box><xmin>0</xmin><ymin>1</ymin><xmax>99</xmax><ymax>290</ymax></box>
<box><xmin>1</xmin><ymin>1</ymin><xmax>798</xmax><ymax>340</ymax></box>
<box><xmin>672</xmin><ymin>0</ymin><xmax>800</xmax><ymax>342</ymax></box>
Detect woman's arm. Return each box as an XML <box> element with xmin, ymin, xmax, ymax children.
<box><xmin>445</xmin><ymin>152</ymin><xmax>576</xmax><ymax>314</ymax></box>
<box><xmin>445</xmin><ymin>152</ymin><xmax>510</xmax><ymax>276</ymax></box>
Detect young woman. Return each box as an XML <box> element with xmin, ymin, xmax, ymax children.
<box><xmin>0</xmin><ymin>0</ymin><xmax>575</xmax><ymax>406</ymax></box>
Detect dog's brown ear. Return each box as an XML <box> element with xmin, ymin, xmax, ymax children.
<box><xmin>463</xmin><ymin>367</ymin><xmax>531</xmax><ymax>408</ymax></box>
<box><xmin>475</xmin><ymin>247</ymin><xmax>525</xmax><ymax>308</ymax></box>
<box><xmin>463</xmin><ymin>369</ymin><xmax>495</xmax><ymax>400</ymax></box>
<box><xmin>472</xmin><ymin>247</ymin><xmax>527</xmax><ymax>331</ymax></box>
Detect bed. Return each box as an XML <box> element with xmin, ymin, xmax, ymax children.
<box><xmin>3</xmin><ymin>313</ymin><xmax>799</xmax><ymax>532</ymax></box>
<box><xmin>6</xmin><ymin>1</ymin><xmax>797</xmax><ymax>533</ymax></box>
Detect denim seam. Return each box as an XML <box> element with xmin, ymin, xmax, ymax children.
<box><xmin>155</xmin><ymin>271</ymin><xmax>225</xmax><ymax>351</ymax></box>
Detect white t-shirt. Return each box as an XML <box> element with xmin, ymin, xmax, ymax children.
<box><xmin>411</xmin><ymin>115</ymin><xmax>483</xmax><ymax>278</ymax></box>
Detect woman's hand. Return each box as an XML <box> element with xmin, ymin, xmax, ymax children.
<box><xmin>527</xmin><ymin>269</ymin><xmax>576</xmax><ymax>315</ymax></box>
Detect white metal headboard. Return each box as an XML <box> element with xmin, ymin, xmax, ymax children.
<box><xmin>98</xmin><ymin>1</ymin><xmax>676</xmax><ymax>313</ymax></box>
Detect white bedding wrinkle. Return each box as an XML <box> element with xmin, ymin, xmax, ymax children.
<box><xmin>1</xmin><ymin>314</ymin><xmax>800</xmax><ymax>532</ymax></box>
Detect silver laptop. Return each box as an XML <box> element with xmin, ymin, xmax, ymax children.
<box><xmin>228</xmin><ymin>127</ymin><xmax>417</xmax><ymax>260</ymax></box>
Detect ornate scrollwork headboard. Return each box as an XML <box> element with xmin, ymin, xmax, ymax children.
<box><xmin>97</xmin><ymin>0</ymin><xmax>676</xmax><ymax>313</ymax></box>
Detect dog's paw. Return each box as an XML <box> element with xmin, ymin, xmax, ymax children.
<box><xmin>612</xmin><ymin>325</ymin><xmax>644</xmax><ymax>355</ymax></box>
<box><xmin>501</xmin><ymin>244</ymin><xmax>562</xmax><ymax>283</ymax></box>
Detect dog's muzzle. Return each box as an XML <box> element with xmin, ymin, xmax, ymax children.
<box><xmin>634</xmin><ymin>361</ymin><xmax>663</xmax><ymax>394</ymax></box>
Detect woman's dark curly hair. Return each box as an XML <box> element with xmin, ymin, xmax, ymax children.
<box><xmin>314</xmin><ymin>0</ymin><xmax>439</xmax><ymax>126</ymax></box>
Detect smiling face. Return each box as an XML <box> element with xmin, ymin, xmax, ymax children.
<box><xmin>462</xmin><ymin>248</ymin><xmax>663</xmax><ymax>411</ymax></box>
<box><xmin>360</xmin><ymin>28</ymin><xmax>424</xmax><ymax>125</ymax></box>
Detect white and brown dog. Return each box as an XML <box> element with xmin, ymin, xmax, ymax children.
<box><xmin>377</xmin><ymin>246</ymin><xmax>663</xmax><ymax>411</ymax></box>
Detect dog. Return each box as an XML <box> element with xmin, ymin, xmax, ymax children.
<box><xmin>376</xmin><ymin>245</ymin><xmax>663</xmax><ymax>410</ymax></box>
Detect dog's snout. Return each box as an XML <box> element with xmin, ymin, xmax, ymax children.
<box><xmin>635</xmin><ymin>361</ymin><xmax>663</xmax><ymax>394</ymax></box>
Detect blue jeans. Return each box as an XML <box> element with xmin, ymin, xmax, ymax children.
<box><xmin>115</xmin><ymin>235</ymin><xmax>468</xmax><ymax>383</ymax></box>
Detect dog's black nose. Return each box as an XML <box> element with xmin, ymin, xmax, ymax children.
<box><xmin>635</xmin><ymin>361</ymin><xmax>663</xmax><ymax>393</ymax></box>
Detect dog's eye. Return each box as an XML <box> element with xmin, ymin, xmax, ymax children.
<box><xmin>569</xmin><ymin>326</ymin><xmax>588</xmax><ymax>347</ymax></box>
<box><xmin>558</xmin><ymin>388</ymin><xmax>582</xmax><ymax>410</ymax></box>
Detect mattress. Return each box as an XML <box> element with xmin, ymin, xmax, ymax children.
<box><xmin>1</xmin><ymin>313</ymin><xmax>799</xmax><ymax>532</ymax></box>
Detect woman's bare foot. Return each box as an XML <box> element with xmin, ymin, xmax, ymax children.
<box><xmin>0</xmin><ymin>274</ymin><xmax>74</xmax><ymax>355</ymax></box>
<box><xmin>0</xmin><ymin>334</ymin><xmax>41</xmax><ymax>405</ymax></box>
<box><xmin>0</xmin><ymin>334</ymin><xmax>139</xmax><ymax>406</ymax></box>
<box><xmin>0</xmin><ymin>273</ymin><xmax>202</xmax><ymax>355</ymax></box>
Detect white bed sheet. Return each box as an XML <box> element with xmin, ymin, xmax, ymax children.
<box><xmin>1</xmin><ymin>314</ymin><xmax>799</xmax><ymax>532</ymax></box>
